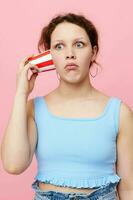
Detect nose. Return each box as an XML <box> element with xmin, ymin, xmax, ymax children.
<box><xmin>65</xmin><ymin>49</ymin><xmax>76</xmax><ymax>59</ymax></box>
<box><xmin>66</xmin><ymin>55</ymin><xmax>76</xmax><ymax>59</ymax></box>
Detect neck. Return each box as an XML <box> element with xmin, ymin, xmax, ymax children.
<box><xmin>56</xmin><ymin>78</ymin><xmax>97</xmax><ymax>100</ymax></box>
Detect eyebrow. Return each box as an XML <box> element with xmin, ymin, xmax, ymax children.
<box><xmin>53</xmin><ymin>37</ymin><xmax>86</xmax><ymax>43</ymax></box>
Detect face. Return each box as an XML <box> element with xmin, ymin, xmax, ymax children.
<box><xmin>50</xmin><ymin>22</ymin><xmax>97</xmax><ymax>83</ymax></box>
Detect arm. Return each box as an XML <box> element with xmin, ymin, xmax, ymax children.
<box><xmin>116</xmin><ymin>101</ymin><xmax>133</xmax><ymax>200</ymax></box>
<box><xmin>0</xmin><ymin>93</ymin><xmax>37</xmax><ymax>174</ymax></box>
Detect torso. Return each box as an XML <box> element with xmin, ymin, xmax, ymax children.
<box><xmin>32</xmin><ymin>88</ymin><xmax>111</xmax><ymax>194</ymax></box>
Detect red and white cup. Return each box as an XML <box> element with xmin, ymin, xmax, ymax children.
<box><xmin>27</xmin><ymin>49</ymin><xmax>56</xmax><ymax>73</ymax></box>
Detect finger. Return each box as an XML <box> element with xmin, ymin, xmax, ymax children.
<box><xmin>30</xmin><ymin>67</ymin><xmax>39</xmax><ymax>73</ymax></box>
<box><xmin>30</xmin><ymin>72</ymin><xmax>38</xmax><ymax>81</ymax></box>
<box><xmin>23</xmin><ymin>63</ymin><xmax>39</xmax><ymax>77</ymax></box>
<box><xmin>18</xmin><ymin>54</ymin><xmax>34</xmax><ymax>71</ymax></box>
<box><xmin>23</xmin><ymin>62</ymin><xmax>35</xmax><ymax>72</ymax></box>
<box><xmin>29</xmin><ymin>72</ymin><xmax>38</xmax><ymax>85</ymax></box>
<box><xmin>17</xmin><ymin>62</ymin><xmax>35</xmax><ymax>78</ymax></box>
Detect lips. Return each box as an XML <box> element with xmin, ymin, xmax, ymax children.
<box><xmin>65</xmin><ymin>63</ymin><xmax>78</xmax><ymax>70</ymax></box>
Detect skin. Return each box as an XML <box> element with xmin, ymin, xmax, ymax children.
<box><xmin>38</xmin><ymin>22</ymin><xmax>111</xmax><ymax>193</ymax></box>
<box><xmin>2</xmin><ymin>21</ymin><xmax>133</xmax><ymax>198</ymax></box>
<box><xmin>38</xmin><ymin>22</ymin><xmax>133</xmax><ymax>198</ymax></box>
<box><xmin>50</xmin><ymin>21</ymin><xmax>98</xmax><ymax>100</ymax></box>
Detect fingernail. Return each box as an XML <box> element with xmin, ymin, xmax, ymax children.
<box><xmin>30</xmin><ymin>63</ymin><xmax>34</xmax><ymax>66</ymax></box>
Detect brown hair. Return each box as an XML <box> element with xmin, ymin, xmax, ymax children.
<box><xmin>37</xmin><ymin>12</ymin><xmax>102</xmax><ymax>76</ymax></box>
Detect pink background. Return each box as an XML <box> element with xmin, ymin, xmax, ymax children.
<box><xmin>0</xmin><ymin>0</ymin><xmax>133</xmax><ymax>199</ymax></box>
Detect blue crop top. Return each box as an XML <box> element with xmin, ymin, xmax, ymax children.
<box><xmin>33</xmin><ymin>96</ymin><xmax>122</xmax><ymax>188</ymax></box>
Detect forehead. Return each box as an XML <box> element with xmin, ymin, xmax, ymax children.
<box><xmin>51</xmin><ymin>22</ymin><xmax>89</xmax><ymax>42</ymax></box>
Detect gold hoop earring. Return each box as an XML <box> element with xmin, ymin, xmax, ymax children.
<box><xmin>89</xmin><ymin>64</ymin><xmax>98</xmax><ymax>78</ymax></box>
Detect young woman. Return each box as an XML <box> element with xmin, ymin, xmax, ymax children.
<box><xmin>1</xmin><ymin>13</ymin><xmax>133</xmax><ymax>200</ymax></box>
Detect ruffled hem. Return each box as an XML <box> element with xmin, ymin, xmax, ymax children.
<box><xmin>34</xmin><ymin>174</ymin><xmax>121</xmax><ymax>188</ymax></box>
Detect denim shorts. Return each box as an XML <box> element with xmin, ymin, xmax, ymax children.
<box><xmin>32</xmin><ymin>180</ymin><xmax>118</xmax><ymax>200</ymax></box>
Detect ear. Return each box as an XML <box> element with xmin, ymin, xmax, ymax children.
<box><xmin>91</xmin><ymin>45</ymin><xmax>98</xmax><ymax>62</ymax></box>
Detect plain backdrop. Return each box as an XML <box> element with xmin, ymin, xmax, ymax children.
<box><xmin>0</xmin><ymin>0</ymin><xmax>133</xmax><ymax>199</ymax></box>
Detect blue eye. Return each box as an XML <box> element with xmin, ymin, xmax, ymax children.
<box><xmin>54</xmin><ymin>41</ymin><xmax>85</xmax><ymax>50</ymax></box>
<box><xmin>55</xmin><ymin>43</ymin><xmax>64</xmax><ymax>50</ymax></box>
<box><xmin>76</xmin><ymin>41</ymin><xmax>84</xmax><ymax>48</ymax></box>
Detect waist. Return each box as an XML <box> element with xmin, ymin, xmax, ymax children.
<box><xmin>38</xmin><ymin>182</ymin><xmax>100</xmax><ymax>194</ymax></box>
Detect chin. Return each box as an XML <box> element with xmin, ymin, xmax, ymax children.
<box><xmin>63</xmin><ymin>76</ymin><xmax>84</xmax><ymax>84</ymax></box>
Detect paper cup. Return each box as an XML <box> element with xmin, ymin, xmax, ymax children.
<box><xmin>27</xmin><ymin>50</ymin><xmax>56</xmax><ymax>73</ymax></box>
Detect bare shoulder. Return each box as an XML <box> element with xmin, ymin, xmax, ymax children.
<box><xmin>119</xmin><ymin>100</ymin><xmax>133</xmax><ymax>135</ymax></box>
<box><xmin>26</xmin><ymin>95</ymin><xmax>50</xmax><ymax>119</ymax></box>
<box><xmin>27</xmin><ymin>92</ymin><xmax>54</xmax><ymax>119</ymax></box>
<box><xmin>120</xmin><ymin>100</ymin><xmax>133</xmax><ymax>122</ymax></box>
<box><xmin>120</xmin><ymin>100</ymin><xmax>133</xmax><ymax>116</ymax></box>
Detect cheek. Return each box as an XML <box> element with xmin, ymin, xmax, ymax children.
<box><xmin>51</xmin><ymin>55</ymin><xmax>64</xmax><ymax>70</ymax></box>
<box><xmin>79</xmin><ymin>54</ymin><xmax>91</xmax><ymax>67</ymax></box>
<box><xmin>78</xmin><ymin>48</ymin><xmax>92</xmax><ymax>60</ymax></box>
<box><xmin>50</xmin><ymin>53</ymin><xmax>60</xmax><ymax>66</ymax></box>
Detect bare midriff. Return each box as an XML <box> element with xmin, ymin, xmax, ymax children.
<box><xmin>38</xmin><ymin>182</ymin><xmax>99</xmax><ymax>194</ymax></box>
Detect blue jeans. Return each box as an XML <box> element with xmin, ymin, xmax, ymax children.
<box><xmin>32</xmin><ymin>180</ymin><xmax>118</xmax><ymax>200</ymax></box>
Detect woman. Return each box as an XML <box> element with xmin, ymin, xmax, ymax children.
<box><xmin>1</xmin><ymin>13</ymin><xmax>133</xmax><ymax>200</ymax></box>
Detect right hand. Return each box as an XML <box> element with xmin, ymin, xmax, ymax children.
<box><xmin>16</xmin><ymin>55</ymin><xmax>39</xmax><ymax>97</ymax></box>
